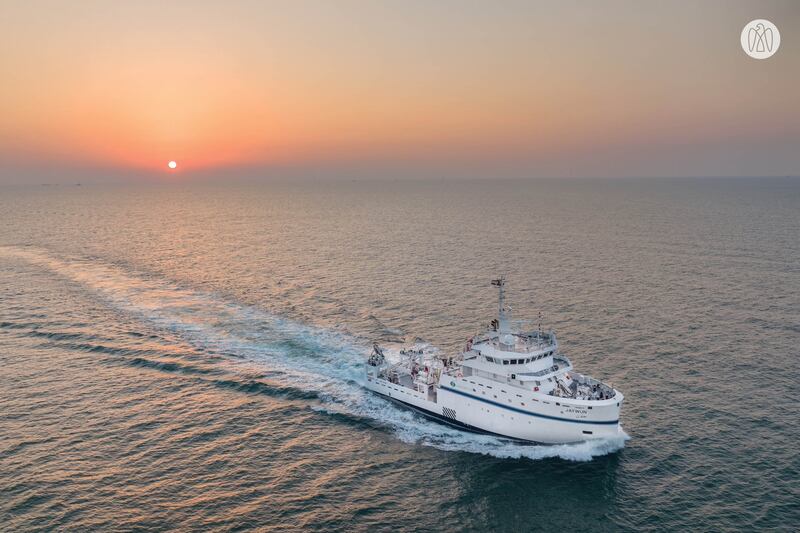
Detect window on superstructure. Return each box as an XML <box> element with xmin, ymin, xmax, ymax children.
<box><xmin>502</xmin><ymin>360</ymin><xmax>509</xmax><ymax>365</ymax></box>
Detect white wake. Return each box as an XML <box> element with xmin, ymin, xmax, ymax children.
<box><xmin>1</xmin><ymin>245</ymin><xmax>628</xmax><ymax>461</ymax></box>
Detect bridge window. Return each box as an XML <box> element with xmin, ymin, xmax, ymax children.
<box><xmin>502</xmin><ymin>360</ymin><xmax>509</xmax><ymax>365</ymax></box>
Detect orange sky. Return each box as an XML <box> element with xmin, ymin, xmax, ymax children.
<box><xmin>1</xmin><ymin>0</ymin><xmax>798</xmax><ymax>181</ymax></box>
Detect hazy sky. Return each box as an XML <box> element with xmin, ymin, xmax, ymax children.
<box><xmin>1</xmin><ymin>0</ymin><xmax>798</xmax><ymax>182</ymax></box>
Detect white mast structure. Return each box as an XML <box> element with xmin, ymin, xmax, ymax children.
<box><xmin>492</xmin><ymin>277</ymin><xmax>515</xmax><ymax>348</ymax></box>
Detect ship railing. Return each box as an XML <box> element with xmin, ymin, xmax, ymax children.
<box><xmin>565</xmin><ymin>372</ymin><xmax>617</xmax><ymax>399</ymax></box>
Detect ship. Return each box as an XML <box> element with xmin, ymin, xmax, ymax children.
<box><xmin>365</xmin><ymin>278</ymin><xmax>625</xmax><ymax>444</ymax></box>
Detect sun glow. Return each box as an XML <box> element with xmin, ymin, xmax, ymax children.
<box><xmin>168</xmin><ymin>160</ymin><xmax>177</xmax><ymax>169</ymax></box>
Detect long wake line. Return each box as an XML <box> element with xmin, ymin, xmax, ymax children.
<box><xmin>0</xmin><ymin>245</ymin><xmax>628</xmax><ymax>461</ymax></box>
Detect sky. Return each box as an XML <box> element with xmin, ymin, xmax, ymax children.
<box><xmin>0</xmin><ymin>0</ymin><xmax>798</xmax><ymax>183</ymax></box>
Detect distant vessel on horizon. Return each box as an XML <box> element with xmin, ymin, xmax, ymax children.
<box><xmin>365</xmin><ymin>278</ymin><xmax>625</xmax><ymax>444</ymax></box>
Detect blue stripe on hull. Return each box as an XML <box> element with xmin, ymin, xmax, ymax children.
<box><xmin>373</xmin><ymin>391</ymin><xmax>535</xmax><ymax>442</ymax></box>
<box><xmin>438</xmin><ymin>386</ymin><xmax>620</xmax><ymax>425</ymax></box>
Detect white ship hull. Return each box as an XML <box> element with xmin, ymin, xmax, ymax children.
<box><xmin>365</xmin><ymin>371</ymin><xmax>623</xmax><ymax>444</ymax></box>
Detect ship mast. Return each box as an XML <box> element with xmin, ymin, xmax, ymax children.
<box><xmin>491</xmin><ymin>277</ymin><xmax>510</xmax><ymax>334</ymax></box>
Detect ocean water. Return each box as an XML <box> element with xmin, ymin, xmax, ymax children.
<box><xmin>1</xmin><ymin>177</ymin><xmax>798</xmax><ymax>531</ymax></box>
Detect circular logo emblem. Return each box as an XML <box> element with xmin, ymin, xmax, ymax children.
<box><xmin>741</xmin><ymin>19</ymin><xmax>780</xmax><ymax>59</ymax></box>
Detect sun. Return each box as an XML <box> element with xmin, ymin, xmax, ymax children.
<box><xmin>168</xmin><ymin>160</ymin><xmax>177</xmax><ymax>169</ymax></box>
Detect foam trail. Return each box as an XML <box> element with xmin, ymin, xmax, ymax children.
<box><xmin>1</xmin><ymin>245</ymin><xmax>628</xmax><ymax>461</ymax></box>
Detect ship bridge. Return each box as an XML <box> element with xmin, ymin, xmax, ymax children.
<box><xmin>454</xmin><ymin>276</ymin><xmax>576</xmax><ymax>389</ymax></box>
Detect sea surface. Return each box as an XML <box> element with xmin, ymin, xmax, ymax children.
<box><xmin>1</xmin><ymin>177</ymin><xmax>798</xmax><ymax>531</ymax></box>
